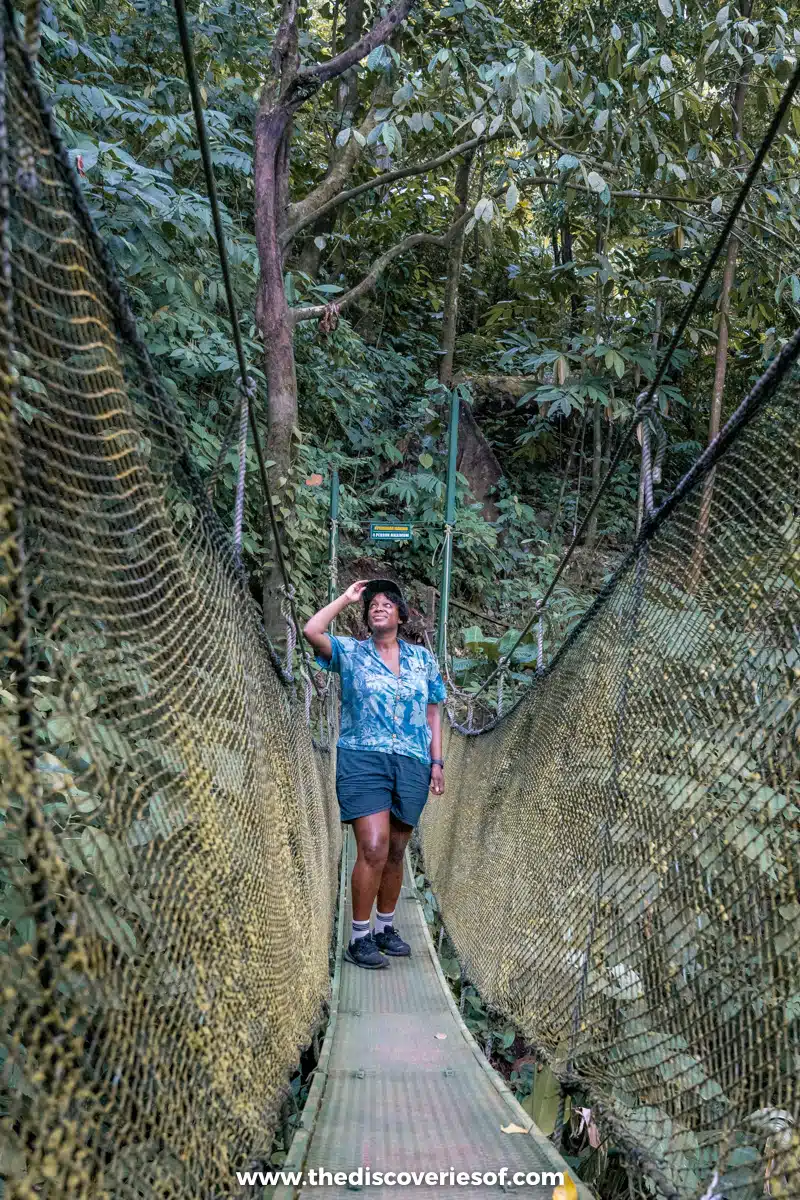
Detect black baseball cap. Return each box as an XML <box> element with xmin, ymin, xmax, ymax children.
<box><xmin>362</xmin><ymin>578</ymin><xmax>405</xmax><ymax>606</ymax></box>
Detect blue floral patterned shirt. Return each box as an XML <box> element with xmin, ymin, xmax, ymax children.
<box><xmin>316</xmin><ymin>636</ymin><xmax>447</xmax><ymax>764</ymax></box>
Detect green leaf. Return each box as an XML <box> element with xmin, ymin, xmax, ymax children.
<box><xmin>557</xmin><ymin>154</ymin><xmax>580</xmax><ymax>172</ymax></box>
<box><xmin>711</xmin><ymin>195</ymin><xmax>723</xmax><ymax>214</ymax></box>
<box><xmin>505</xmin><ymin>182</ymin><xmax>519</xmax><ymax>211</ymax></box>
<box><xmin>474</xmin><ymin>197</ymin><xmax>494</xmax><ymax>224</ymax></box>
<box><xmin>586</xmin><ymin>170</ymin><xmax>607</xmax><ymax>193</ymax></box>
<box><xmin>78</xmin><ymin>828</ymin><xmax>131</xmax><ymax>892</ymax></box>
<box><xmin>82</xmin><ymin>897</ymin><xmax>137</xmax><ymax>955</ymax></box>
<box><xmin>593</xmin><ymin>109</ymin><xmax>609</xmax><ymax>132</ymax></box>
<box><xmin>533</xmin><ymin>92</ymin><xmax>550</xmax><ymax>128</ymax></box>
<box><xmin>46</xmin><ymin>715</ymin><xmax>74</xmax><ymax>743</ymax></box>
<box><xmin>367</xmin><ymin>45</ymin><xmax>388</xmax><ymax>71</ymax></box>
<box><xmin>658</xmin><ymin>0</ymin><xmax>673</xmax><ymax>14</ymax></box>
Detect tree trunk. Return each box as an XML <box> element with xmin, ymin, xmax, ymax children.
<box><xmin>252</xmin><ymin>0</ymin><xmax>417</xmax><ymax>635</ymax></box>
<box><xmin>255</xmin><ymin>104</ymin><xmax>297</xmax><ymax>635</ymax></box>
<box><xmin>438</xmin><ymin>153</ymin><xmax>473</xmax><ymax>386</ymax></box>
<box><xmin>689</xmin><ymin>0</ymin><xmax>752</xmax><ymax>587</ymax></box>
<box><xmin>297</xmin><ymin>0</ymin><xmax>365</xmax><ymax>279</ymax></box>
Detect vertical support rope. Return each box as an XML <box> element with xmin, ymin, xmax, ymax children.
<box><xmin>437</xmin><ymin>388</ymin><xmax>460</xmax><ymax>664</ymax></box>
<box><xmin>641</xmin><ymin>417</ymin><xmax>655</xmax><ymax>519</ymax></box>
<box><xmin>282</xmin><ymin>586</ymin><xmax>297</xmax><ymax>678</ymax></box>
<box><xmin>328</xmin><ymin>467</ymin><xmax>339</xmax><ymax>646</ymax></box>
<box><xmin>437</xmin><ymin>522</ymin><xmax>454</xmax><ymax>665</ymax></box>
<box><xmin>233</xmin><ymin>376</ymin><xmax>254</xmax><ymax>554</ymax></box>
<box><xmin>24</xmin><ymin>0</ymin><xmax>40</xmax><ymax>63</ymax></box>
<box><xmin>536</xmin><ymin>605</ymin><xmax>544</xmax><ymax>674</ymax></box>
<box><xmin>551</xmin><ymin>1088</ymin><xmax>568</xmax><ymax>1147</ymax></box>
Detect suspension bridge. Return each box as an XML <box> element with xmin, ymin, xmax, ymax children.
<box><xmin>0</xmin><ymin>4</ymin><xmax>798</xmax><ymax>1200</ymax></box>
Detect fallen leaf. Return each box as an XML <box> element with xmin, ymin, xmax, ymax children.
<box><xmin>501</xmin><ymin>1123</ymin><xmax>528</xmax><ymax>1134</ymax></box>
<box><xmin>553</xmin><ymin>1173</ymin><xmax>578</xmax><ymax>1200</ymax></box>
<box><xmin>434</xmin><ymin>1033</ymin><xmax>447</xmax><ymax>1040</ymax></box>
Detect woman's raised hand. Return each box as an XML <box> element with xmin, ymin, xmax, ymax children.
<box><xmin>343</xmin><ymin>580</ymin><xmax>369</xmax><ymax>605</ymax></box>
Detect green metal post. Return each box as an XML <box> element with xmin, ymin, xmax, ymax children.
<box><xmin>436</xmin><ymin>392</ymin><xmax>459</xmax><ymax>662</ymax></box>
<box><xmin>328</xmin><ymin>468</ymin><xmax>339</xmax><ymax>620</ymax></box>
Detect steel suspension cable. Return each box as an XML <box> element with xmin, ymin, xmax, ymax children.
<box><xmin>466</xmin><ymin>58</ymin><xmax>800</xmax><ymax>706</ymax></box>
<box><xmin>454</xmin><ymin>319</ymin><xmax>800</xmax><ymax>735</ymax></box>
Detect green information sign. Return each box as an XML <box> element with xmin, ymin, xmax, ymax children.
<box><xmin>369</xmin><ymin>522</ymin><xmax>412</xmax><ymax>541</ymax></box>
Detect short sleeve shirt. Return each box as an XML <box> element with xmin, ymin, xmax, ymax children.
<box><xmin>316</xmin><ymin>636</ymin><xmax>447</xmax><ymax>764</ymax></box>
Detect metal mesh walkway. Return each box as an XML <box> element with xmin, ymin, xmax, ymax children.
<box><xmin>276</xmin><ymin>831</ymin><xmax>581</xmax><ymax>1199</ymax></box>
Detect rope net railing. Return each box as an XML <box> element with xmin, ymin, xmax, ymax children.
<box><xmin>0</xmin><ymin>11</ymin><xmax>340</xmax><ymax>1196</ymax></box>
<box><xmin>421</xmin><ymin>346</ymin><xmax>800</xmax><ymax>1194</ymax></box>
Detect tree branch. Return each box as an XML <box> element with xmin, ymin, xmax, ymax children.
<box><xmin>512</xmin><ymin>174</ymin><xmax>717</xmax><ymax>206</ymax></box>
<box><xmin>289</xmin><ymin>173</ymin><xmax>719</xmax><ymax>325</ymax></box>
<box><xmin>291</xmin><ymin>0</ymin><xmax>416</xmax><ymax>95</ymax></box>
<box><xmin>291</xmin><ymin>211</ymin><xmax>471</xmax><ymax>322</ymax></box>
<box><xmin>283</xmin><ymin>130</ymin><xmax>503</xmax><ymax>245</ymax></box>
<box><xmin>286</xmin><ymin>106</ymin><xmax>380</xmax><ymax>237</ymax></box>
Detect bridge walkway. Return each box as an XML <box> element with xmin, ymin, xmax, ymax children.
<box><xmin>274</xmin><ymin>831</ymin><xmax>585</xmax><ymax>1200</ymax></box>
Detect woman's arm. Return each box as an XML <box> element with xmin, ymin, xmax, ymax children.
<box><xmin>302</xmin><ymin>580</ymin><xmax>367</xmax><ymax>661</ymax></box>
<box><xmin>427</xmin><ymin>703</ymin><xmax>444</xmax><ymax>795</ymax></box>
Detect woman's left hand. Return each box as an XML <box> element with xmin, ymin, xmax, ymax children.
<box><xmin>430</xmin><ymin>765</ymin><xmax>445</xmax><ymax>796</ymax></box>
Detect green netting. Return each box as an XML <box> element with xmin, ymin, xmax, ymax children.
<box><xmin>0</xmin><ymin>14</ymin><xmax>340</xmax><ymax>1195</ymax></box>
<box><xmin>422</xmin><ymin>366</ymin><xmax>800</xmax><ymax>1194</ymax></box>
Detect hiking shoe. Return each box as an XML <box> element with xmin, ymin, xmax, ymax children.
<box><xmin>345</xmin><ymin>933</ymin><xmax>389</xmax><ymax>969</ymax></box>
<box><xmin>373</xmin><ymin>925</ymin><xmax>411</xmax><ymax>957</ymax></box>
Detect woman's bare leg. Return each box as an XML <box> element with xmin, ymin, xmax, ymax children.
<box><xmin>351</xmin><ymin>811</ymin><xmax>391</xmax><ymax>922</ymax></box>
<box><xmin>376</xmin><ymin>814</ymin><xmax>413</xmax><ymax>915</ymax></box>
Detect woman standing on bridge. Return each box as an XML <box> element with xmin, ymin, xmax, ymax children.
<box><xmin>303</xmin><ymin>579</ymin><xmax>446</xmax><ymax>969</ymax></box>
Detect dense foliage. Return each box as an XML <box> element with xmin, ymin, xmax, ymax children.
<box><xmin>3</xmin><ymin>0</ymin><xmax>799</xmax><ymax>1193</ymax></box>
<box><xmin>31</xmin><ymin>0</ymin><xmax>800</xmax><ymax>661</ymax></box>
<box><xmin>28</xmin><ymin>0</ymin><xmax>800</xmax><ymax>686</ymax></box>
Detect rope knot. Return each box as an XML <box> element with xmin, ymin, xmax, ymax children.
<box><xmin>635</xmin><ymin>389</ymin><xmax>659</xmax><ymax>420</ymax></box>
<box><xmin>236</xmin><ymin>375</ymin><xmax>257</xmax><ymax>399</ymax></box>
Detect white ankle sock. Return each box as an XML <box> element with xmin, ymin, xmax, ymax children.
<box><xmin>351</xmin><ymin>918</ymin><xmax>371</xmax><ymax>942</ymax></box>
<box><xmin>375</xmin><ymin>909</ymin><xmax>395</xmax><ymax>934</ymax></box>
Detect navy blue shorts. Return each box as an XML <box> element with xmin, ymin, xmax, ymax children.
<box><xmin>335</xmin><ymin>747</ymin><xmax>432</xmax><ymax>827</ymax></box>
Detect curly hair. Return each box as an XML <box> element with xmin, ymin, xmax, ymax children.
<box><xmin>363</xmin><ymin>587</ymin><xmax>409</xmax><ymax>630</ymax></box>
